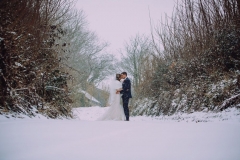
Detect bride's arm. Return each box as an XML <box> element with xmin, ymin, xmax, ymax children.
<box><xmin>116</xmin><ymin>88</ymin><xmax>122</xmax><ymax>92</ymax></box>
<box><xmin>116</xmin><ymin>80</ymin><xmax>123</xmax><ymax>93</ymax></box>
<box><xmin>117</xmin><ymin>79</ymin><xmax>124</xmax><ymax>91</ymax></box>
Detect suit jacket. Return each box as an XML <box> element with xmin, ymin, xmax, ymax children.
<box><xmin>120</xmin><ymin>77</ymin><xmax>132</xmax><ymax>98</ymax></box>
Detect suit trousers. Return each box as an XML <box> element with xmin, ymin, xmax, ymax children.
<box><xmin>122</xmin><ymin>96</ymin><xmax>130</xmax><ymax>120</ymax></box>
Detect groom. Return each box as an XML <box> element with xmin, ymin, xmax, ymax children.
<box><xmin>117</xmin><ymin>72</ymin><xmax>132</xmax><ymax>121</ymax></box>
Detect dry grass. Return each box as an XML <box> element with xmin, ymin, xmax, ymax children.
<box><xmin>132</xmin><ymin>0</ymin><xmax>240</xmax><ymax>115</ymax></box>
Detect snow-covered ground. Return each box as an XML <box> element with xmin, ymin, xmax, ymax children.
<box><xmin>74</xmin><ymin>106</ymin><xmax>240</xmax><ymax>122</ymax></box>
<box><xmin>0</xmin><ymin>107</ymin><xmax>240</xmax><ymax>160</ymax></box>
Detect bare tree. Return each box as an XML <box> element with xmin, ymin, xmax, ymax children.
<box><xmin>120</xmin><ymin>34</ymin><xmax>153</xmax><ymax>89</ymax></box>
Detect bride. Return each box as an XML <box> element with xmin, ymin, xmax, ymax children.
<box><xmin>98</xmin><ymin>74</ymin><xmax>126</xmax><ymax>121</ymax></box>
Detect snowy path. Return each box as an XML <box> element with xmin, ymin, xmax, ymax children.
<box><xmin>0</xmin><ymin>107</ymin><xmax>240</xmax><ymax>160</ymax></box>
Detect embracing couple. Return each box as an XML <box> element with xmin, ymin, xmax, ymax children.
<box><xmin>98</xmin><ymin>72</ymin><xmax>132</xmax><ymax>121</ymax></box>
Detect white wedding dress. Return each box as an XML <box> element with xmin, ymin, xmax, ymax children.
<box><xmin>98</xmin><ymin>79</ymin><xmax>126</xmax><ymax>121</ymax></box>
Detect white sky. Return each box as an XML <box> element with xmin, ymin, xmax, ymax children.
<box><xmin>75</xmin><ymin>0</ymin><xmax>176</xmax><ymax>59</ymax></box>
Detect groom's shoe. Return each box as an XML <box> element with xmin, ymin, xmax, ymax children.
<box><xmin>125</xmin><ymin>117</ymin><xmax>129</xmax><ymax>121</ymax></box>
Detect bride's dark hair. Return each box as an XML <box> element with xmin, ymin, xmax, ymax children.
<box><xmin>116</xmin><ymin>74</ymin><xmax>121</xmax><ymax>81</ymax></box>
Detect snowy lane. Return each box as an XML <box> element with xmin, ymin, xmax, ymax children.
<box><xmin>1</xmin><ymin>119</ymin><xmax>240</xmax><ymax>160</ymax></box>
